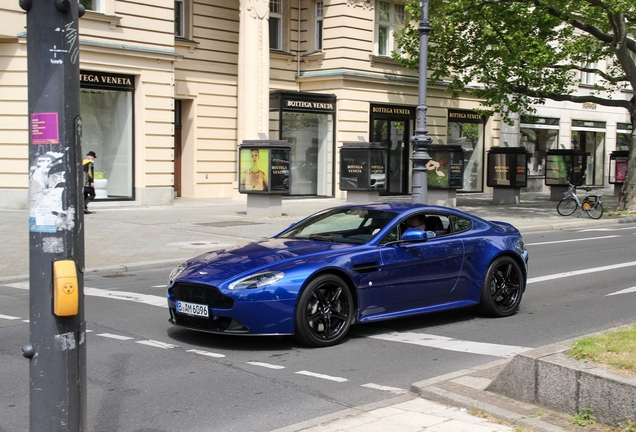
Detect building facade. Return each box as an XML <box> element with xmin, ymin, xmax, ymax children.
<box><xmin>0</xmin><ymin>0</ymin><xmax>631</xmax><ymax>209</ymax></box>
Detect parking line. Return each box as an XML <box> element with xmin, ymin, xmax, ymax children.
<box><xmin>295</xmin><ymin>370</ymin><xmax>348</xmax><ymax>382</ymax></box>
<box><xmin>361</xmin><ymin>383</ymin><xmax>406</xmax><ymax>394</ymax></box>
<box><xmin>96</xmin><ymin>333</ymin><xmax>134</xmax><ymax>341</ymax></box>
<box><xmin>0</xmin><ymin>314</ymin><xmax>21</xmax><ymax>320</ymax></box>
<box><xmin>247</xmin><ymin>361</ymin><xmax>285</xmax><ymax>370</ymax></box>
<box><xmin>528</xmin><ymin>260</ymin><xmax>636</xmax><ymax>284</ymax></box>
<box><xmin>135</xmin><ymin>340</ymin><xmax>177</xmax><ymax>349</ymax></box>
<box><xmin>186</xmin><ymin>349</ymin><xmax>225</xmax><ymax>358</ymax></box>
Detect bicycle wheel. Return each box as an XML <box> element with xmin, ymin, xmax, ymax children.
<box><xmin>586</xmin><ymin>203</ymin><xmax>603</xmax><ymax>219</ymax></box>
<box><xmin>557</xmin><ymin>198</ymin><xmax>577</xmax><ymax>216</ymax></box>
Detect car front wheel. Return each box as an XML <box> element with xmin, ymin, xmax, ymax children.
<box><xmin>294</xmin><ymin>274</ymin><xmax>353</xmax><ymax>347</ymax></box>
<box><xmin>477</xmin><ymin>256</ymin><xmax>524</xmax><ymax>317</ymax></box>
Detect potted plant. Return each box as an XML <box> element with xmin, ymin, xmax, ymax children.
<box><xmin>93</xmin><ymin>171</ymin><xmax>108</xmax><ymax>198</ymax></box>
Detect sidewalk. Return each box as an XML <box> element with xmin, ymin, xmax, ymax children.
<box><xmin>2</xmin><ymin>189</ymin><xmax>634</xmax><ymax>431</ymax></box>
<box><xmin>1</xmin><ymin>189</ymin><xmax>629</xmax><ymax>282</ymax></box>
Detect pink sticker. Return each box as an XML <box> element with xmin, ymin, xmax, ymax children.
<box><xmin>31</xmin><ymin>112</ymin><xmax>60</xmax><ymax>145</ymax></box>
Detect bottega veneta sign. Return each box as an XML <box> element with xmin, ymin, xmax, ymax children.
<box><xmin>80</xmin><ymin>70</ymin><xmax>135</xmax><ymax>90</ymax></box>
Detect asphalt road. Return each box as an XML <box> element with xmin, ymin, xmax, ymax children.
<box><xmin>1</xmin><ymin>223</ymin><xmax>635</xmax><ymax>431</ymax></box>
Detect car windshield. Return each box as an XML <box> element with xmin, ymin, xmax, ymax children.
<box><xmin>278</xmin><ymin>208</ymin><xmax>398</xmax><ymax>244</ymax></box>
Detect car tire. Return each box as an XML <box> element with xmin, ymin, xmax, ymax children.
<box><xmin>477</xmin><ymin>256</ymin><xmax>524</xmax><ymax>317</ymax></box>
<box><xmin>294</xmin><ymin>274</ymin><xmax>354</xmax><ymax>347</ymax></box>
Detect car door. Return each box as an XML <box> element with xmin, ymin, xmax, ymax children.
<box><xmin>375</xmin><ymin>217</ymin><xmax>464</xmax><ymax>310</ymax></box>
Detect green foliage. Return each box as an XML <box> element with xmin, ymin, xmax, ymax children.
<box><xmin>572</xmin><ymin>408</ymin><xmax>597</xmax><ymax>426</ymax></box>
<box><xmin>394</xmin><ymin>0</ymin><xmax>636</xmax><ymax>124</ymax></box>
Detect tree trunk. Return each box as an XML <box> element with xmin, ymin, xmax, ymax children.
<box><xmin>616</xmin><ymin>107</ymin><xmax>636</xmax><ymax>212</ymax></box>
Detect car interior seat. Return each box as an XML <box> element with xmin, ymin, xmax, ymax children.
<box><xmin>425</xmin><ymin>216</ymin><xmax>446</xmax><ymax>236</ymax></box>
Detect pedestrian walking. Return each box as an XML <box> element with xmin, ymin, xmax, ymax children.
<box><xmin>83</xmin><ymin>151</ymin><xmax>97</xmax><ymax>214</ymax></box>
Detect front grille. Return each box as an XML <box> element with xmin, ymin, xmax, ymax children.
<box><xmin>172</xmin><ymin>310</ymin><xmax>236</xmax><ymax>332</ymax></box>
<box><xmin>169</xmin><ymin>282</ymin><xmax>234</xmax><ymax>309</ymax></box>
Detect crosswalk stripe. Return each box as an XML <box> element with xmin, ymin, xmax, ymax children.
<box><xmin>186</xmin><ymin>349</ymin><xmax>225</xmax><ymax>358</ymax></box>
<box><xmin>364</xmin><ymin>332</ymin><xmax>530</xmax><ymax>358</ymax></box>
<box><xmin>97</xmin><ymin>333</ymin><xmax>133</xmax><ymax>340</ymax></box>
<box><xmin>247</xmin><ymin>361</ymin><xmax>285</xmax><ymax>370</ymax></box>
<box><xmin>0</xmin><ymin>314</ymin><xmax>20</xmax><ymax>320</ymax></box>
<box><xmin>135</xmin><ymin>340</ymin><xmax>177</xmax><ymax>349</ymax></box>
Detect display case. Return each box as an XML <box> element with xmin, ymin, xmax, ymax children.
<box><xmin>486</xmin><ymin>147</ymin><xmax>528</xmax><ymax>188</ymax></box>
<box><xmin>609</xmin><ymin>151</ymin><xmax>629</xmax><ymax>184</ymax></box>
<box><xmin>544</xmin><ymin>149</ymin><xmax>586</xmax><ymax>186</ymax></box>
<box><xmin>426</xmin><ymin>145</ymin><xmax>464</xmax><ymax>189</ymax></box>
<box><xmin>339</xmin><ymin>142</ymin><xmax>387</xmax><ymax>191</ymax></box>
<box><xmin>238</xmin><ymin>140</ymin><xmax>291</xmax><ymax>194</ymax></box>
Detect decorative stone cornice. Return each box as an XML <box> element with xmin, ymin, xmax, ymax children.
<box><xmin>347</xmin><ymin>0</ymin><xmax>373</xmax><ymax>10</ymax></box>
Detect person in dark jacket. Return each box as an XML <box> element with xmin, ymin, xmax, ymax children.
<box><xmin>83</xmin><ymin>151</ymin><xmax>97</xmax><ymax>214</ymax></box>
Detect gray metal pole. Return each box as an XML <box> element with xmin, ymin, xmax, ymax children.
<box><xmin>19</xmin><ymin>0</ymin><xmax>87</xmax><ymax>430</ymax></box>
<box><xmin>411</xmin><ymin>0</ymin><xmax>433</xmax><ymax>204</ymax></box>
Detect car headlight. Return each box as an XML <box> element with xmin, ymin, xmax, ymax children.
<box><xmin>228</xmin><ymin>271</ymin><xmax>285</xmax><ymax>290</ymax></box>
<box><xmin>168</xmin><ymin>261</ymin><xmax>188</xmax><ymax>286</ymax></box>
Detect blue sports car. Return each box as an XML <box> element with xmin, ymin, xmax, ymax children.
<box><xmin>167</xmin><ymin>203</ymin><xmax>528</xmax><ymax>347</ymax></box>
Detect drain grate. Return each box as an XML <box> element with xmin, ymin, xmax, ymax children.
<box><xmin>196</xmin><ymin>221</ymin><xmax>262</xmax><ymax>227</ymax></box>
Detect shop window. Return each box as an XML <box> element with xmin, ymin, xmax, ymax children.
<box><xmin>616</xmin><ymin>123</ymin><xmax>632</xmax><ymax>151</ymax></box>
<box><xmin>376</xmin><ymin>1</ymin><xmax>406</xmax><ymax>56</ymax></box>
<box><xmin>79</xmin><ymin>0</ymin><xmax>103</xmax><ymax>12</ymax></box>
<box><xmin>447</xmin><ymin>111</ymin><xmax>485</xmax><ymax>192</ymax></box>
<box><xmin>315</xmin><ymin>1</ymin><xmax>324</xmax><ymax>51</ymax></box>
<box><xmin>270</xmin><ymin>0</ymin><xmax>283</xmax><ymax>50</ymax></box>
<box><xmin>79</xmin><ymin>71</ymin><xmax>135</xmax><ymax>201</ymax></box>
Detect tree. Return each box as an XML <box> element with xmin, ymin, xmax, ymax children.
<box><xmin>394</xmin><ymin>0</ymin><xmax>636</xmax><ymax>211</ymax></box>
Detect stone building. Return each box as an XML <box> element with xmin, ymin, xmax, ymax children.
<box><xmin>0</xmin><ymin>0</ymin><xmax>630</xmax><ymax>209</ymax></box>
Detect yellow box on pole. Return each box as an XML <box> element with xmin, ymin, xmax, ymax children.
<box><xmin>53</xmin><ymin>260</ymin><xmax>78</xmax><ymax>316</ymax></box>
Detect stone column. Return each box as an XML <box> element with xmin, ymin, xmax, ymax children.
<box><xmin>238</xmin><ymin>0</ymin><xmax>270</xmax><ymax>143</ymax></box>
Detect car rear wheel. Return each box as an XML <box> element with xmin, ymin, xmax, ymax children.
<box><xmin>294</xmin><ymin>274</ymin><xmax>353</xmax><ymax>347</ymax></box>
<box><xmin>477</xmin><ymin>257</ymin><xmax>524</xmax><ymax>317</ymax></box>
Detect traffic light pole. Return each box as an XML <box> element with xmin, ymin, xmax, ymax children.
<box><xmin>19</xmin><ymin>0</ymin><xmax>87</xmax><ymax>430</ymax></box>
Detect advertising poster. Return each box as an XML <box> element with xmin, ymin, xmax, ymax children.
<box><xmin>239</xmin><ymin>147</ymin><xmax>270</xmax><ymax>192</ymax></box>
<box><xmin>270</xmin><ymin>148</ymin><xmax>290</xmax><ymax>192</ymax></box>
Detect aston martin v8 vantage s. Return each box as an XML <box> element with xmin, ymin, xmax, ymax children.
<box><xmin>167</xmin><ymin>203</ymin><xmax>528</xmax><ymax>347</ymax></box>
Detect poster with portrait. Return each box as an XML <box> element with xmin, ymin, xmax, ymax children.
<box><xmin>239</xmin><ymin>147</ymin><xmax>270</xmax><ymax>192</ymax></box>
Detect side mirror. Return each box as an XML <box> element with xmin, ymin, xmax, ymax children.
<box><xmin>402</xmin><ymin>228</ymin><xmax>427</xmax><ymax>241</ymax></box>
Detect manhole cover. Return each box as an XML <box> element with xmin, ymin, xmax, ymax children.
<box><xmin>196</xmin><ymin>221</ymin><xmax>262</xmax><ymax>227</ymax></box>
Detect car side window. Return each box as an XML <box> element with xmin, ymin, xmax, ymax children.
<box><xmin>451</xmin><ymin>215</ymin><xmax>471</xmax><ymax>233</ymax></box>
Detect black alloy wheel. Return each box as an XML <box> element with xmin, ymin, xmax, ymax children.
<box><xmin>477</xmin><ymin>256</ymin><xmax>524</xmax><ymax>317</ymax></box>
<box><xmin>294</xmin><ymin>274</ymin><xmax>353</xmax><ymax>347</ymax></box>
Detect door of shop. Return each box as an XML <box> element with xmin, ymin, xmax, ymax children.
<box><xmin>572</xmin><ymin>120</ymin><xmax>605</xmax><ymax>186</ymax></box>
<box><xmin>370</xmin><ymin>105</ymin><xmax>414</xmax><ymax>195</ymax></box>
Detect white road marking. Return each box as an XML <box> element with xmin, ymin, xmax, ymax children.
<box><xmin>186</xmin><ymin>349</ymin><xmax>225</xmax><ymax>358</ymax></box>
<box><xmin>528</xmin><ymin>260</ymin><xmax>636</xmax><ymax>284</ymax></box>
<box><xmin>296</xmin><ymin>370</ymin><xmax>348</xmax><ymax>382</ymax></box>
<box><xmin>84</xmin><ymin>288</ymin><xmax>167</xmax><ymax>307</ymax></box>
<box><xmin>365</xmin><ymin>332</ymin><xmax>530</xmax><ymax>358</ymax></box>
<box><xmin>247</xmin><ymin>361</ymin><xmax>285</xmax><ymax>370</ymax></box>
<box><xmin>96</xmin><ymin>333</ymin><xmax>133</xmax><ymax>341</ymax></box>
<box><xmin>0</xmin><ymin>314</ymin><xmax>20</xmax><ymax>320</ymax></box>
<box><xmin>4</xmin><ymin>282</ymin><xmax>167</xmax><ymax>308</ymax></box>
<box><xmin>135</xmin><ymin>340</ymin><xmax>177</xmax><ymax>349</ymax></box>
<box><xmin>606</xmin><ymin>286</ymin><xmax>636</xmax><ymax>296</ymax></box>
<box><xmin>578</xmin><ymin>227</ymin><xmax>636</xmax><ymax>232</ymax></box>
<box><xmin>361</xmin><ymin>383</ymin><xmax>406</xmax><ymax>394</ymax></box>
<box><xmin>526</xmin><ymin>235</ymin><xmax>619</xmax><ymax>246</ymax></box>
<box><xmin>151</xmin><ymin>285</ymin><xmax>166</xmax><ymax>288</ymax></box>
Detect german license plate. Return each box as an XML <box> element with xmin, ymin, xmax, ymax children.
<box><xmin>176</xmin><ymin>300</ymin><xmax>209</xmax><ymax>318</ymax></box>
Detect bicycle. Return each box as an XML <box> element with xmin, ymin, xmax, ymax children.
<box><xmin>556</xmin><ymin>181</ymin><xmax>604</xmax><ymax>219</ymax></box>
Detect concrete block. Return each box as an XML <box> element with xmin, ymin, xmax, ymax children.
<box><xmin>486</xmin><ymin>353</ymin><xmax>536</xmax><ymax>403</ymax></box>
<box><xmin>493</xmin><ymin>188</ymin><xmax>520</xmax><ymax>204</ymax></box>
<box><xmin>246</xmin><ymin>194</ymin><xmax>282</xmax><ymax>216</ymax></box>
<box><xmin>535</xmin><ymin>354</ymin><xmax>579</xmax><ymax>414</ymax></box>
<box><xmin>579</xmin><ymin>368</ymin><xmax>636</xmax><ymax>425</ymax></box>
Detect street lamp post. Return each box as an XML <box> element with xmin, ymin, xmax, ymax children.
<box><xmin>411</xmin><ymin>0</ymin><xmax>433</xmax><ymax>204</ymax></box>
